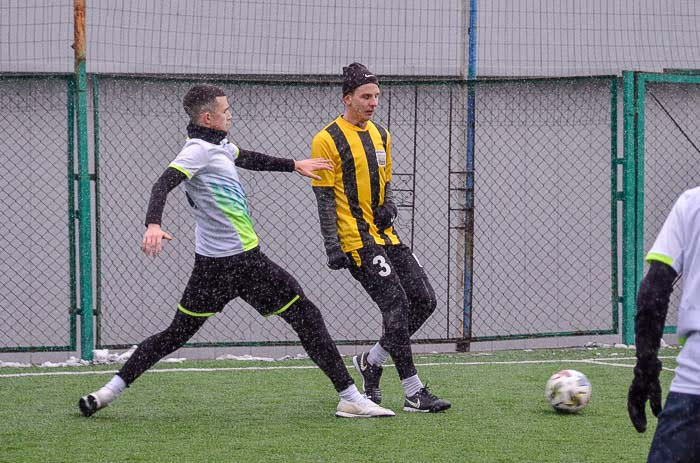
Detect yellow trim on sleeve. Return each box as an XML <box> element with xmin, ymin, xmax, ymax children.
<box><xmin>169</xmin><ymin>163</ymin><xmax>192</xmax><ymax>179</ymax></box>
<box><xmin>646</xmin><ymin>252</ymin><xmax>673</xmax><ymax>267</ymax></box>
<box><xmin>178</xmin><ymin>304</ymin><xmax>215</xmax><ymax>317</ymax></box>
<box><xmin>265</xmin><ymin>295</ymin><xmax>300</xmax><ymax>318</ymax></box>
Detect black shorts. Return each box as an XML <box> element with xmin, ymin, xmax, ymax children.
<box><xmin>347</xmin><ymin>243</ymin><xmax>428</xmax><ymax>313</ymax></box>
<box><xmin>179</xmin><ymin>247</ymin><xmax>304</xmax><ymax>317</ymax></box>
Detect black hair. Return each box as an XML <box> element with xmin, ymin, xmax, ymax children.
<box><xmin>182</xmin><ymin>84</ymin><xmax>226</xmax><ymax>120</ymax></box>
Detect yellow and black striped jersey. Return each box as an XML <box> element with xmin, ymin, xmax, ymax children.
<box><xmin>311</xmin><ymin>115</ymin><xmax>401</xmax><ymax>252</ymax></box>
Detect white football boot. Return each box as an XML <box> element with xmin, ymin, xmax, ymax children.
<box><xmin>78</xmin><ymin>387</ymin><xmax>116</xmax><ymax>417</ymax></box>
<box><xmin>335</xmin><ymin>395</ymin><xmax>395</xmax><ymax>418</ymax></box>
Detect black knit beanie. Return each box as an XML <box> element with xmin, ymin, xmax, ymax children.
<box><xmin>342</xmin><ymin>62</ymin><xmax>379</xmax><ymax>95</ymax></box>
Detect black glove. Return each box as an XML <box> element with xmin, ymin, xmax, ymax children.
<box><xmin>373</xmin><ymin>204</ymin><xmax>397</xmax><ymax>230</ymax></box>
<box><xmin>326</xmin><ymin>248</ymin><xmax>350</xmax><ymax>270</ymax></box>
<box><xmin>627</xmin><ymin>358</ymin><xmax>663</xmax><ymax>433</ymax></box>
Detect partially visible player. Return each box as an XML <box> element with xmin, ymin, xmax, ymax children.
<box><xmin>310</xmin><ymin>63</ymin><xmax>450</xmax><ymax>413</ymax></box>
<box><xmin>78</xmin><ymin>84</ymin><xmax>394</xmax><ymax>419</ymax></box>
<box><xmin>628</xmin><ymin>186</ymin><xmax>700</xmax><ymax>462</ymax></box>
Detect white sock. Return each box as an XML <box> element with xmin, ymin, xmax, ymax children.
<box><xmin>339</xmin><ymin>384</ymin><xmax>364</xmax><ymax>403</ymax></box>
<box><xmin>104</xmin><ymin>374</ymin><xmax>127</xmax><ymax>397</ymax></box>
<box><xmin>366</xmin><ymin>343</ymin><xmax>390</xmax><ymax>366</ymax></box>
<box><xmin>401</xmin><ymin>375</ymin><xmax>424</xmax><ymax>397</ymax></box>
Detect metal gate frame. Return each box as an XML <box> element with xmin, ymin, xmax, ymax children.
<box><xmin>621</xmin><ymin>70</ymin><xmax>700</xmax><ymax>344</ymax></box>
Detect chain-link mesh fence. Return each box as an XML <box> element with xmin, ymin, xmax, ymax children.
<box><xmin>0</xmin><ymin>75</ymin><xmax>76</xmax><ymax>351</ymax></box>
<box><xmin>2</xmin><ymin>5</ymin><xmax>698</xmax><ymax>356</ymax></box>
<box><xmin>93</xmin><ymin>77</ymin><xmax>467</xmax><ymax>347</ymax></box>
<box><xmin>642</xmin><ymin>79</ymin><xmax>700</xmax><ymax>329</ymax></box>
<box><xmin>0</xmin><ymin>74</ymin><xmax>623</xmax><ymax>352</ymax></box>
<box><xmin>92</xmin><ymin>76</ymin><xmax>618</xmax><ymax>348</ymax></box>
<box><xmin>471</xmin><ymin>77</ymin><xmax>617</xmax><ymax>339</ymax></box>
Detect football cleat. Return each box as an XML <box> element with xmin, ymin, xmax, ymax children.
<box><xmin>335</xmin><ymin>396</ymin><xmax>395</xmax><ymax>418</ymax></box>
<box><xmin>78</xmin><ymin>387</ymin><xmax>116</xmax><ymax>417</ymax></box>
<box><xmin>352</xmin><ymin>351</ymin><xmax>383</xmax><ymax>404</ymax></box>
<box><xmin>403</xmin><ymin>386</ymin><xmax>451</xmax><ymax>413</ymax></box>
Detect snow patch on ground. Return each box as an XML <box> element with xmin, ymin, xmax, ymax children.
<box><xmin>3</xmin><ymin>340</ymin><xmax>676</xmax><ymax>369</ymax></box>
<box><xmin>584</xmin><ymin>340</ymin><xmax>676</xmax><ymax>350</ymax></box>
<box><xmin>0</xmin><ymin>347</ymin><xmax>311</xmax><ymax>368</ymax></box>
<box><xmin>584</xmin><ymin>341</ymin><xmax>635</xmax><ymax>349</ymax></box>
<box><xmin>0</xmin><ymin>361</ymin><xmax>31</xmax><ymax>368</ymax></box>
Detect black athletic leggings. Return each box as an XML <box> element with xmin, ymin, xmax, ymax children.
<box><xmin>347</xmin><ymin>243</ymin><xmax>437</xmax><ymax>380</ymax></box>
<box><xmin>118</xmin><ymin>300</ymin><xmax>354</xmax><ymax>393</ymax></box>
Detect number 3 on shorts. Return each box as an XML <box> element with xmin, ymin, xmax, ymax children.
<box><xmin>372</xmin><ymin>255</ymin><xmax>391</xmax><ymax>277</ymax></box>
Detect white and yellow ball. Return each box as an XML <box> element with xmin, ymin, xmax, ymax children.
<box><xmin>545</xmin><ymin>369</ymin><xmax>592</xmax><ymax>413</ymax></box>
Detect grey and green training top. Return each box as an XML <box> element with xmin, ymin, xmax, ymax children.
<box><xmin>145</xmin><ymin>123</ymin><xmax>295</xmax><ymax>258</ymax></box>
<box><xmin>169</xmin><ymin>137</ymin><xmax>259</xmax><ymax>257</ymax></box>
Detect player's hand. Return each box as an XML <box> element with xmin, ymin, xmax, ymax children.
<box><xmin>142</xmin><ymin>224</ymin><xmax>173</xmax><ymax>257</ymax></box>
<box><xmin>326</xmin><ymin>248</ymin><xmax>350</xmax><ymax>270</ymax></box>
<box><xmin>294</xmin><ymin>159</ymin><xmax>333</xmax><ymax>180</ymax></box>
<box><xmin>627</xmin><ymin>358</ymin><xmax>663</xmax><ymax>433</ymax></box>
<box><xmin>374</xmin><ymin>204</ymin><xmax>397</xmax><ymax>230</ymax></box>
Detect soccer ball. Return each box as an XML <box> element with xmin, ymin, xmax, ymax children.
<box><xmin>545</xmin><ymin>369</ymin><xmax>592</xmax><ymax>413</ymax></box>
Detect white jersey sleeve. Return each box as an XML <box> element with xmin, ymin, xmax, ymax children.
<box><xmin>646</xmin><ymin>194</ymin><xmax>686</xmax><ymax>274</ymax></box>
<box><xmin>168</xmin><ymin>140</ymin><xmax>211</xmax><ymax>179</ymax></box>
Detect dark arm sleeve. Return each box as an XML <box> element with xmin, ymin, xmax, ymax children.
<box><xmin>383</xmin><ymin>182</ymin><xmax>398</xmax><ymax>214</ymax></box>
<box><xmin>144</xmin><ymin>167</ymin><xmax>187</xmax><ymax>226</ymax></box>
<box><xmin>312</xmin><ymin>186</ymin><xmax>342</xmax><ymax>254</ymax></box>
<box><xmin>236</xmin><ymin>149</ymin><xmax>295</xmax><ymax>172</ymax></box>
<box><xmin>635</xmin><ymin>260</ymin><xmax>678</xmax><ymax>361</ymax></box>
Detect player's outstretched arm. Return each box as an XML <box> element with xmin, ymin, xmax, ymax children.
<box><xmin>294</xmin><ymin>158</ymin><xmax>333</xmax><ymax>180</ymax></box>
<box><xmin>627</xmin><ymin>260</ymin><xmax>677</xmax><ymax>432</ymax></box>
<box><xmin>236</xmin><ymin>149</ymin><xmax>332</xmax><ymax>179</ymax></box>
<box><xmin>141</xmin><ymin>167</ymin><xmax>186</xmax><ymax>257</ymax></box>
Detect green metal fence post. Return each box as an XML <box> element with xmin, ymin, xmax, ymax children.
<box><xmin>74</xmin><ymin>0</ymin><xmax>94</xmax><ymax>361</ymax></box>
<box><xmin>609</xmin><ymin>76</ymin><xmax>620</xmax><ymax>334</ymax></box>
<box><xmin>93</xmin><ymin>75</ymin><xmax>102</xmax><ymax>347</ymax></box>
<box><xmin>634</xmin><ymin>74</ymin><xmax>647</xmax><ymax>306</ymax></box>
<box><xmin>67</xmin><ymin>78</ymin><xmax>78</xmax><ymax>351</ymax></box>
<box><xmin>621</xmin><ymin>71</ymin><xmax>638</xmax><ymax>346</ymax></box>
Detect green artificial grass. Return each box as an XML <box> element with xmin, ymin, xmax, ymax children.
<box><xmin>0</xmin><ymin>347</ymin><xmax>678</xmax><ymax>463</ymax></box>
